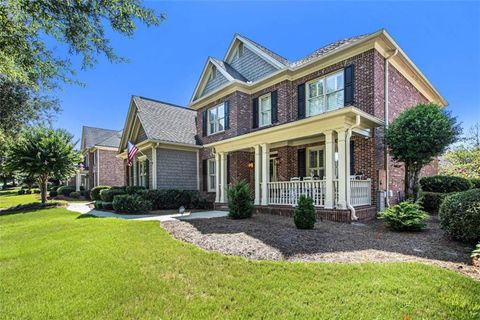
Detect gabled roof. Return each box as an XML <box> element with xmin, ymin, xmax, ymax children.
<box><xmin>119</xmin><ymin>96</ymin><xmax>198</xmax><ymax>151</ymax></box>
<box><xmin>211</xmin><ymin>58</ymin><xmax>248</xmax><ymax>82</ymax></box>
<box><xmin>232</xmin><ymin>33</ymin><xmax>289</xmax><ymax>67</ymax></box>
<box><xmin>81</xmin><ymin>126</ymin><xmax>122</xmax><ymax>150</ymax></box>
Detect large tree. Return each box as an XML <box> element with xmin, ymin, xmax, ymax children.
<box><xmin>440</xmin><ymin>145</ymin><xmax>480</xmax><ymax>179</ymax></box>
<box><xmin>1</xmin><ymin>0</ymin><xmax>163</xmax><ymax>89</ymax></box>
<box><xmin>385</xmin><ymin>103</ymin><xmax>460</xmax><ymax>200</ymax></box>
<box><xmin>6</xmin><ymin>126</ymin><xmax>81</xmax><ymax>203</ymax></box>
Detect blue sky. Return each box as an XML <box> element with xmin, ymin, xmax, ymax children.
<box><xmin>51</xmin><ymin>1</ymin><xmax>480</xmax><ymax>143</ymax></box>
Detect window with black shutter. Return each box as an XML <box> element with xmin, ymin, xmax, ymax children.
<box><xmin>252</xmin><ymin>97</ymin><xmax>259</xmax><ymax>128</ymax></box>
<box><xmin>202</xmin><ymin>110</ymin><xmax>208</xmax><ymax>136</ymax></box>
<box><xmin>297</xmin><ymin>148</ymin><xmax>306</xmax><ymax>177</ymax></box>
<box><xmin>344</xmin><ymin>65</ymin><xmax>354</xmax><ymax>105</ymax></box>
<box><xmin>224</xmin><ymin>100</ymin><xmax>230</xmax><ymax>129</ymax></box>
<box><xmin>202</xmin><ymin>159</ymin><xmax>208</xmax><ymax>191</ymax></box>
<box><xmin>271</xmin><ymin>90</ymin><xmax>278</xmax><ymax>123</ymax></box>
<box><xmin>297</xmin><ymin>83</ymin><xmax>306</xmax><ymax>119</ymax></box>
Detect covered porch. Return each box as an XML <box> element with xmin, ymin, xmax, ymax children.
<box><xmin>207</xmin><ymin>107</ymin><xmax>383</xmax><ymax>221</ymax></box>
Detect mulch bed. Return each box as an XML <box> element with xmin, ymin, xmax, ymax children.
<box><xmin>162</xmin><ymin>214</ymin><xmax>479</xmax><ymax>280</ymax></box>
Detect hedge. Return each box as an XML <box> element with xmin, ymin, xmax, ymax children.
<box><xmin>112</xmin><ymin>194</ymin><xmax>152</xmax><ymax>213</ymax></box>
<box><xmin>419</xmin><ymin>175</ymin><xmax>471</xmax><ymax>193</ymax></box>
<box><xmin>57</xmin><ymin>186</ymin><xmax>75</xmax><ymax>197</ymax></box>
<box><xmin>100</xmin><ymin>188</ymin><xmax>126</xmax><ymax>202</ymax></box>
<box><xmin>143</xmin><ymin>189</ymin><xmax>197</xmax><ymax>210</ymax></box>
<box><xmin>470</xmin><ymin>178</ymin><xmax>480</xmax><ymax>189</ymax></box>
<box><xmin>90</xmin><ymin>186</ymin><xmax>110</xmax><ymax>201</ymax></box>
<box><xmin>419</xmin><ymin>191</ymin><xmax>452</xmax><ymax>214</ymax></box>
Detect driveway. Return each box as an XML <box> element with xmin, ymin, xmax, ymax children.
<box><xmin>67</xmin><ymin>202</ymin><xmax>228</xmax><ymax>222</ymax></box>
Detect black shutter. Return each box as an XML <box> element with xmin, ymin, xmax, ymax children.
<box><xmin>252</xmin><ymin>97</ymin><xmax>259</xmax><ymax>128</ymax></box>
<box><xmin>125</xmin><ymin>163</ymin><xmax>129</xmax><ymax>186</ymax></box>
<box><xmin>271</xmin><ymin>90</ymin><xmax>278</xmax><ymax>123</ymax></box>
<box><xmin>202</xmin><ymin>159</ymin><xmax>208</xmax><ymax>191</ymax></box>
<box><xmin>227</xmin><ymin>154</ymin><xmax>230</xmax><ymax>185</ymax></box>
<box><xmin>202</xmin><ymin>110</ymin><xmax>208</xmax><ymax>136</ymax></box>
<box><xmin>224</xmin><ymin>101</ymin><xmax>230</xmax><ymax>129</ymax></box>
<box><xmin>297</xmin><ymin>83</ymin><xmax>306</xmax><ymax>119</ymax></box>
<box><xmin>297</xmin><ymin>148</ymin><xmax>306</xmax><ymax>178</ymax></box>
<box><xmin>145</xmin><ymin>159</ymin><xmax>150</xmax><ymax>189</ymax></box>
<box><xmin>350</xmin><ymin>141</ymin><xmax>355</xmax><ymax>175</ymax></box>
<box><xmin>136</xmin><ymin>161</ymin><xmax>140</xmax><ymax>186</ymax></box>
<box><xmin>344</xmin><ymin>65</ymin><xmax>355</xmax><ymax>105</ymax></box>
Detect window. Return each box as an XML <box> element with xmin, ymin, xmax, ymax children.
<box><xmin>259</xmin><ymin>93</ymin><xmax>272</xmax><ymax>127</ymax></box>
<box><xmin>207</xmin><ymin>158</ymin><xmax>216</xmax><ymax>192</ymax></box>
<box><xmin>307</xmin><ymin>147</ymin><xmax>325</xmax><ymax>178</ymax></box>
<box><xmin>269</xmin><ymin>154</ymin><xmax>278</xmax><ymax>182</ymax></box>
<box><xmin>92</xmin><ymin>151</ymin><xmax>96</xmax><ymax>165</ymax></box>
<box><xmin>208</xmin><ymin>103</ymin><xmax>225</xmax><ymax>135</ymax></box>
<box><xmin>306</xmin><ymin>70</ymin><xmax>344</xmax><ymax>117</ymax></box>
<box><xmin>139</xmin><ymin>160</ymin><xmax>147</xmax><ymax>187</ymax></box>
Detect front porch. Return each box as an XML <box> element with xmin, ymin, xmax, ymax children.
<box><xmin>207</xmin><ymin>107</ymin><xmax>383</xmax><ymax>222</ymax></box>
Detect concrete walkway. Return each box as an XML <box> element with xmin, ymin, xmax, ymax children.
<box><xmin>67</xmin><ymin>203</ymin><xmax>228</xmax><ymax>222</ymax></box>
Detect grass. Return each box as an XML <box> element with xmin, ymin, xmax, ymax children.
<box><xmin>0</xmin><ymin>189</ymin><xmax>40</xmax><ymax>208</ymax></box>
<box><xmin>0</xmin><ymin>208</ymin><xmax>479</xmax><ymax>319</ymax></box>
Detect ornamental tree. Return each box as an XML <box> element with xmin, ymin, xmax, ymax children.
<box><xmin>6</xmin><ymin>126</ymin><xmax>80</xmax><ymax>203</ymax></box>
<box><xmin>385</xmin><ymin>103</ymin><xmax>460</xmax><ymax>200</ymax></box>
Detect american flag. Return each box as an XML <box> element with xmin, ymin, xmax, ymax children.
<box><xmin>127</xmin><ymin>141</ymin><xmax>138</xmax><ymax>167</ymax></box>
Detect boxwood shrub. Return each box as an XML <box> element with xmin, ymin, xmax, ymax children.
<box><xmin>439</xmin><ymin>189</ymin><xmax>480</xmax><ymax>243</ymax></box>
<box><xmin>100</xmin><ymin>188</ymin><xmax>126</xmax><ymax>202</ymax></box>
<box><xmin>90</xmin><ymin>186</ymin><xmax>110</xmax><ymax>201</ymax></box>
<box><xmin>49</xmin><ymin>190</ymin><xmax>58</xmax><ymax>197</ymax></box>
<box><xmin>419</xmin><ymin>175</ymin><xmax>472</xmax><ymax>193</ymax></box>
<box><xmin>112</xmin><ymin>194</ymin><xmax>152</xmax><ymax>213</ymax></box>
<box><xmin>70</xmin><ymin>191</ymin><xmax>80</xmax><ymax>198</ymax></box>
<box><xmin>24</xmin><ymin>189</ymin><xmax>32</xmax><ymax>194</ymax></box>
<box><xmin>17</xmin><ymin>189</ymin><xmax>25</xmax><ymax>195</ymax></box>
<box><xmin>380</xmin><ymin>201</ymin><xmax>429</xmax><ymax>231</ymax></box>
<box><xmin>33</xmin><ymin>189</ymin><xmax>41</xmax><ymax>194</ymax></box>
<box><xmin>143</xmin><ymin>189</ymin><xmax>197</xmax><ymax>210</ymax></box>
<box><xmin>125</xmin><ymin>186</ymin><xmax>146</xmax><ymax>195</ymax></box>
<box><xmin>57</xmin><ymin>186</ymin><xmax>75</xmax><ymax>197</ymax></box>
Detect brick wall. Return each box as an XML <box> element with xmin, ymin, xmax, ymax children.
<box><xmin>97</xmin><ymin>149</ymin><xmax>125</xmax><ymax>187</ymax></box>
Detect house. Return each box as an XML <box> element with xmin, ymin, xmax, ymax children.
<box><xmin>118</xmin><ymin>96</ymin><xmax>201</xmax><ymax>190</ymax></box>
<box><xmin>187</xmin><ymin>29</ymin><xmax>444</xmax><ymax>222</ymax></box>
<box><xmin>72</xmin><ymin>126</ymin><xmax>125</xmax><ymax>191</ymax></box>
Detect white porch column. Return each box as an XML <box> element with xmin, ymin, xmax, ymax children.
<box><xmin>220</xmin><ymin>152</ymin><xmax>228</xmax><ymax>203</ymax></box>
<box><xmin>260</xmin><ymin>143</ymin><xmax>270</xmax><ymax>205</ymax></box>
<box><xmin>254</xmin><ymin>145</ymin><xmax>261</xmax><ymax>205</ymax></box>
<box><xmin>133</xmin><ymin>158</ymin><xmax>137</xmax><ymax>186</ymax></box>
<box><xmin>324</xmin><ymin>130</ymin><xmax>334</xmax><ymax>209</ymax></box>
<box><xmin>151</xmin><ymin>146</ymin><xmax>157</xmax><ymax>189</ymax></box>
<box><xmin>337</xmin><ymin>128</ymin><xmax>347</xmax><ymax>209</ymax></box>
<box><xmin>75</xmin><ymin>172</ymin><xmax>81</xmax><ymax>192</ymax></box>
<box><xmin>214</xmin><ymin>153</ymin><xmax>220</xmax><ymax>203</ymax></box>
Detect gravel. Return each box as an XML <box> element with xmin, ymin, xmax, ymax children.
<box><xmin>162</xmin><ymin>214</ymin><xmax>479</xmax><ymax>280</ymax></box>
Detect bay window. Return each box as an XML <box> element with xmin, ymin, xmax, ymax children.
<box><xmin>306</xmin><ymin>70</ymin><xmax>344</xmax><ymax>117</ymax></box>
<box><xmin>208</xmin><ymin>103</ymin><xmax>225</xmax><ymax>135</ymax></box>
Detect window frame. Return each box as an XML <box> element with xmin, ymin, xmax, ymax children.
<box><xmin>258</xmin><ymin>93</ymin><xmax>272</xmax><ymax>127</ymax></box>
<box><xmin>207</xmin><ymin>158</ymin><xmax>216</xmax><ymax>192</ymax></box>
<box><xmin>305</xmin><ymin>70</ymin><xmax>344</xmax><ymax>117</ymax></box>
<box><xmin>207</xmin><ymin>103</ymin><xmax>225</xmax><ymax>135</ymax></box>
<box><xmin>138</xmin><ymin>159</ymin><xmax>147</xmax><ymax>188</ymax></box>
<box><xmin>306</xmin><ymin>146</ymin><xmax>326</xmax><ymax>178</ymax></box>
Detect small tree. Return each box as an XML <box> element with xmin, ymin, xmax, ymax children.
<box><xmin>293</xmin><ymin>195</ymin><xmax>316</xmax><ymax>229</ymax></box>
<box><xmin>6</xmin><ymin>126</ymin><xmax>80</xmax><ymax>203</ymax></box>
<box><xmin>385</xmin><ymin>103</ymin><xmax>460</xmax><ymax>200</ymax></box>
<box><xmin>227</xmin><ymin>180</ymin><xmax>254</xmax><ymax>219</ymax></box>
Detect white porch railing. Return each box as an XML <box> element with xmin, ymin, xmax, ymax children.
<box><xmin>266</xmin><ymin>179</ymin><xmax>371</xmax><ymax>207</ymax></box>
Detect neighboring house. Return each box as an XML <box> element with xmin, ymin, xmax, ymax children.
<box><xmin>118</xmin><ymin>96</ymin><xmax>201</xmax><ymax>190</ymax></box>
<box><xmin>187</xmin><ymin>29</ymin><xmax>444</xmax><ymax>222</ymax></box>
<box><xmin>73</xmin><ymin>126</ymin><xmax>125</xmax><ymax>191</ymax></box>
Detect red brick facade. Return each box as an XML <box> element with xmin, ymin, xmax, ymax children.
<box><xmin>87</xmin><ymin>149</ymin><xmax>124</xmax><ymax>189</ymax></box>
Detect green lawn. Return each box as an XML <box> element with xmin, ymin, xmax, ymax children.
<box><xmin>1</xmin><ymin>208</ymin><xmax>479</xmax><ymax>319</ymax></box>
<box><xmin>0</xmin><ymin>189</ymin><xmax>40</xmax><ymax>208</ymax></box>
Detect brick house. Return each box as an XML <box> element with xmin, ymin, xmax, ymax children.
<box><xmin>187</xmin><ymin>29</ymin><xmax>446</xmax><ymax>222</ymax></box>
<box><xmin>118</xmin><ymin>96</ymin><xmax>201</xmax><ymax>190</ymax></box>
<box><xmin>73</xmin><ymin>126</ymin><xmax>125</xmax><ymax>190</ymax></box>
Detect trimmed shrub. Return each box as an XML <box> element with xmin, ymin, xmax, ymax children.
<box><xmin>293</xmin><ymin>195</ymin><xmax>316</xmax><ymax>229</ymax></box>
<box><xmin>79</xmin><ymin>186</ymin><xmax>85</xmax><ymax>191</ymax></box>
<box><xmin>102</xmin><ymin>202</ymin><xmax>113</xmax><ymax>210</ymax></box>
<box><xmin>50</xmin><ymin>186</ymin><xmax>59</xmax><ymax>192</ymax></box>
<box><xmin>24</xmin><ymin>189</ymin><xmax>32</xmax><ymax>194</ymax></box>
<box><xmin>380</xmin><ymin>201</ymin><xmax>429</xmax><ymax>231</ymax></box>
<box><xmin>439</xmin><ymin>189</ymin><xmax>480</xmax><ymax>243</ymax></box>
<box><xmin>17</xmin><ymin>189</ymin><xmax>25</xmax><ymax>195</ymax></box>
<box><xmin>70</xmin><ymin>191</ymin><xmax>80</xmax><ymax>198</ymax></box>
<box><xmin>0</xmin><ymin>201</ymin><xmax>68</xmax><ymax>215</ymax></box>
<box><xmin>100</xmin><ymin>188</ymin><xmax>126</xmax><ymax>202</ymax></box>
<box><xmin>143</xmin><ymin>189</ymin><xmax>197</xmax><ymax>210</ymax></box>
<box><xmin>419</xmin><ymin>191</ymin><xmax>452</xmax><ymax>214</ymax></box>
<box><xmin>94</xmin><ymin>201</ymin><xmax>103</xmax><ymax>209</ymax></box>
<box><xmin>57</xmin><ymin>186</ymin><xmax>75</xmax><ymax>196</ymax></box>
<box><xmin>33</xmin><ymin>189</ymin><xmax>41</xmax><ymax>194</ymax></box>
<box><xmin>49</xmin><ymin>190</ymin><xmax>58</xmax><ymax>197</ymax></box>
<box><xmin>192</xmin><ymin>194</ymin><xmax>213</xmax><ymax>210</ymax></box>
<box><xmin>227</xmin><ymin>180</ymin><xmax>254</xmax><ymax>219</ymax></box>
<box><xmin>470</xmin><ymin>178</ymin><xmax>480</xmax><ymax>189</ymax></box>
<box><xmin>112</xmin><ymin>194</ymin><xmax>152</xmax><ymax>213</ymax></box>
<box><xmin>420</xmin><ymin>175</ymin><xmax>471</xmax><ymax>193</ymax></box>
<box><xmin>125</xmin><ymin>186</ymin><xmax>146</xmax><ymax>195</ymax></box>
<box><xmin>90</xmin><ymin>186</ymin><xmax>110</xmax><ymax>201</ymax></box>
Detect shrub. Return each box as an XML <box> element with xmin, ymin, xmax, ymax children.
<box><xmin>419</xmin><ymin>191</ymin><xmax>452</xmax><ymax>214</ymax></box>
<box><xmin>470</xmin><ymin>178</ymin><xmax>480</xmax><ymax>189</ymax></box>
<box><xmin>90</xmin><ymin>186</ymin><xmax>110</xmax><ymax>201</ymax></box>
<box><xmin>50</xmin><ymin>186</ymin><xmax>59</xmax><ymax>192</ymax></box>
<box><xmin>420</xmin><ymin>175</ymin><xmax>471</xmax><ymax>193</ymax></box>
<box><xmin>380</xmin><ymin>201</ymin><xmax>429</xmax><ymax>231</ymax></box>
<box><xmin>94</xmin><ymin>201</ymin><xmax>103</xmax><ymax>209</ymax></box>
<box><xmin>227</xmin><ymin>180</ymin><xmax>254</xmax><ymax>219</ymax></box>
<box><xmin>143</xmin><ymin>189</ymin><xmax>197</xmax><ymax>210</ymax></box>
<box><xmin>33</xmin><ymin>189</ymin><xmax>41</xmax><ymax>194</ymax></box>
<box><xmin>112</xmin><ymin>194</ymin><xmax>152</xmax><ymax>213</ymax></box>
<box><xmin>439</xmin><ymin>189</ymin><xmax>480</xmax><ymax>243</ymax></box>
<box><xmin>49</xmin><ymin>190</ymin><xmax>58</xmax><ymax>197</ymax></box>
<box><xmin>125</xmin><ymin>186</ymin><xmax>146</xmax><ymax>195</ymax></box>
<box><xmin>192</xmin><ymin>193</ymin><xmax>213</xmax><ymax>209</ymax></box>
<box><xmin>0</xmin><ymin>201</ymin><xmax>68</xmax><ymax>215</ymax></box>
<box><xmin>70</xmin><ymin>191</ymin><xmax>80</xmax><ymax>198</ymax></box>
<box><xmin>17</xmin><ymin>189</ymin><xmax>25</xmax><ymax>195</ymax></box>
<box><xmin>293</xmin><ymin>195</ymin><xmax>316</xmax><ymax>229</ymax></box>
<box><xmin>102</xmin><ymin>202</ymin><xmax>113</xmax><ymax>210</ymax></box>
<box><xmin>24</xmin><ymin>189</ymin><xmax>32</xmax><ymax>194</ymax></box>
<box><xmin>57</xmin><ymin>186</ymin><xmax>75</xmax><ymax>196</ymax></box>
<box><xmin>100</xmin><ymin>188</ymin><xmax>126</xmax><ymax>202</ymax></box>
<box><xmin>79</xmin><ymin>186</ymin><xmax>85</xmax><ymax>191</ymax></box>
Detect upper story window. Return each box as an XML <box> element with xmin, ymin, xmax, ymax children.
<box><xmin>208</xmin><ymin>103</ymin><xmax>225</xmax><ymax>135</ymax></box>
<box><xmin>259</xmin><ymin>93</ymin><xmax>272</xmax><ymax>127</ymax></box>
<box><xmin>306</xmin><ymin>70</ymin><xmax>344</xmax><ymax>117</ymax></box>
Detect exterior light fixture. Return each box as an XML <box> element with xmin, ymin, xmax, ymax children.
<box><xmin>247</xmin><ymin>161</ymin><xmax>254</xmax><ymax>169</ymax></box>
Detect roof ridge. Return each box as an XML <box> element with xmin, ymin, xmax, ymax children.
<box><xmin>236</xmin><ymin>33</ymin><xmax>289</xmax><ymax>66</ymax></box>
<box><xmin>82</xmin><ymin>125</ymin><xmax>120</xmax><ymax>132</ymax></box>
<box><xmin>133</xmin><ymin>95</ymin><xmax>195</xmax><ymax>112</ymax></box>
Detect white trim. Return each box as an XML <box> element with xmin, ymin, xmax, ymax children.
<box><xmin>258</xmin><ymin>92</ymin><xmax>272</xmax><ymax>127</ymax></box>
<box><xmin>306</xmin><ymin>70</ymin><xmax>344</xmax><ymax>117</ymax></box>
<box><xmin>196</xmin><ymin>150</ymin><xmax>200</xmax><ymax>191</ymax></box>
<box><xmin>306</xmin><ymin>145</ymin><xmax>326</xmax><ymax>178</ymax></box>
<box><xmin>151</xmin><ymin>146</ymin><xmax>157</xmax><ymax>190</ymax></box>
<box><xmin>191</xmin><ymin>57</ymin><xmax>236</xmax><ymax>102</ymax></box>
<box><xmin>207</xmin><ymin>103</ymin><xmax>226</xmax><ymax>135</ymax></box>
<box><xmin>224</xmin><ymin>35</ymin><xmax>286</xmax><ymax>69</ymax></box>
<box><xmin>96</xmin><ymin>149</ymin><xmax>100</xmax><ymax>186</ymax></box>
<box><xmin>208</xmin><ymin>158</ymin><xmax>216</xmax><ymax>193</ymax></box>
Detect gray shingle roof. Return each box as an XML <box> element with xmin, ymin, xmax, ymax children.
<box><xmin>211</xmin><ymin>58</ymin><xmax>248</xmax><ymax>82</ymax></box>
<box><xmin>82</xmin><ymin>126</ymin><xmax>122</xmax><ymax>149</ymax></box>
<box><xmin>237</xmin><ymin>33</ymin><xmax>290</xmax><ymax>66</ymax></box>
<box><xmin>133</xmin><ymin>96</ymin><xmax>198</xmax><ymax>146</ymax></box>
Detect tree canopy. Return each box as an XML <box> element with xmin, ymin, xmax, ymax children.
<box><xmin>385</xmin><ymin>103</ymin><xmax>460</xmax><ymax>199</ymax></box>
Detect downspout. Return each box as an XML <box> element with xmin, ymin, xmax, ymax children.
<box><xmin>384</xmin><ymin>49</ymin><xmax>398</xmax><ymax>208</ymax></box>
<box><xmin>346</xmin><ymin>115</ymin><xmax>361</xmax><ymax>220</ymax></box>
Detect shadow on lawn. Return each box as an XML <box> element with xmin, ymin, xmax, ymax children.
<box><xmin>181</xmin><ymin>214</ymin><xmax>473</xmax><ymax>264</ymax></box>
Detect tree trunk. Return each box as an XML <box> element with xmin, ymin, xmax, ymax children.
<box><xmin>40</xmin><ymin>177</ymin><xmax>48</xmax><ymax>204</ymax></box>
<box><xmin>404</xmin><ymin>164</ymin><xmax>421</xmax><ymax>201</ymax></box>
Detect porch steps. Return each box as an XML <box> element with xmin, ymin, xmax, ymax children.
<box><xmin>214</xmin><ymin>203</ymin><xmax>229</xmax><ymax>211</ymax></box>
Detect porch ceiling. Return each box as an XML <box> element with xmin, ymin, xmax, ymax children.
<box><xmin>207</xmin><ymin>107</ymin><xmax>383</xmax><ymax>153</ymax></box>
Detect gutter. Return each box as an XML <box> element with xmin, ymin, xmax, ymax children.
<box><xmin>346</xmin><ymin>115</ymin><xmax>361</xmax><ymax>220</ymax></box>
<box><xmin>384</xmin><ymin>49</ymin><xmax>398</xmax><ymax>208</ymax></box>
